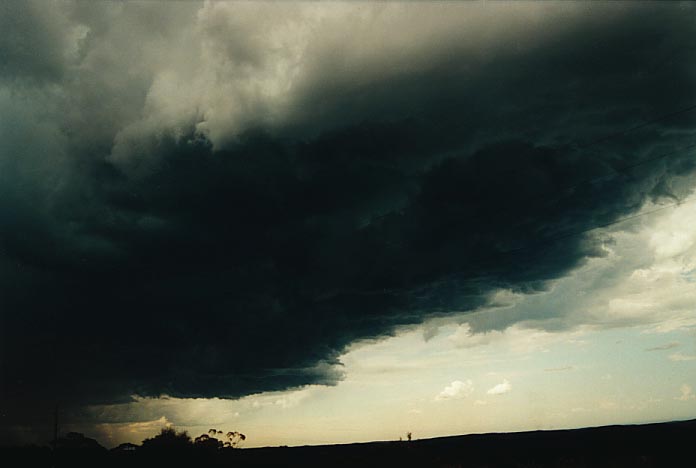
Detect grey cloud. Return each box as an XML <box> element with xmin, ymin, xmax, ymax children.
<box><xmin>646</xmin><ymin>342</ymin><xmax>681</xmax><ymax>352</ymax></box>
<box><xmin>2</xmin><ymin>1</ymin><xmax>696</xmax><ymax>438</ymax></box>
<box><xmin>0</xmin><ymin>1</ymin><xmax>72</xmax><ymax>82</ymax></box>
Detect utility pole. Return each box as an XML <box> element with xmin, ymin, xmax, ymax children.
<box><xmin>50</xmin><ymin>403</ymin><xmax>58</xmax><ymax>468</ymax></box>
<box><xmin>53</xmin><ymin>404</ymin><xmax>58</xmax><ymax>451</ymax></box>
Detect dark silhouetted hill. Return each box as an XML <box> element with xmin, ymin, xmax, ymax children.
<box><xmin>2</xmin><ymin>419</ymin><xmax>695</xmax><ymax>467</ymax></box>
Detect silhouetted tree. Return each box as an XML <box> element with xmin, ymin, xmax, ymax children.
<box><xmin>52</xmin><ymin>432</ymin><xmax>107</xmax><ymax>468</ymax></box>
<box><xmin>193</xmin><ymin>428</ymin><xmax>246</xmax><ymax>450</ymax></box>
<box><xmin>224</xmin><ymin>431</ymin><xmax>247</xmax><ymax>448</ymax></box>
<box><xmin>140</xmin><ymin>427</ymin><xmax>192</xmax><ymax>451</ymax></box>
<box><xmin>193</xmin><ymin>433</ymin><xmax>223</xmax><ymax>451</ymax></box>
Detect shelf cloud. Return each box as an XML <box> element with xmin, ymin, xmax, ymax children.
<box><xmin>2</xmin><ymin>1</ymin><xmax>696</xmax><ymax>431</ymax></box>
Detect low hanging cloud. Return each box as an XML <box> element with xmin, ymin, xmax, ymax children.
<box><xmin>435</xmin><ymin>380</ymin><xmax>474</xmax><ymax>401</ymax></box>
<box><xmin>2</xmin><ymin>1</ymin><xmax>696</xmax><ymax>435</ymax></box>
<box><xmin>487</xmin><ymin>380</ymin><xmax>512</xmax><ymax>396</ymax></box>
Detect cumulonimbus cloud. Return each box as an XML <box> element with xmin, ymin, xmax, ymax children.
<box><xmin>1</xmin><ymin>1</ymin><xmax>696</xmax><ymax>433</ymax></box>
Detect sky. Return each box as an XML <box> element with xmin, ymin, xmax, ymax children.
<box><xmin>1</xmin><ymin>0</ymin><xmax>696</xmax><ymax>448</ymax></box>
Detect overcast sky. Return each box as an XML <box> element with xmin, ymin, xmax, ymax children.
<box><xmin>1</xmin><ymin>1</ymin><xmax>696</xmax><ymax>447</ymax></box>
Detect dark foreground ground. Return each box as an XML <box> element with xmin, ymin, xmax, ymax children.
<box><xmin>4</xmin><ymin>418</ymin><xmax>695</xmax><ymax>467</ymax></box>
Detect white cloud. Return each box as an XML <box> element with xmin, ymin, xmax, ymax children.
<box><xmin>435</xmin><ymin>380</ymin><xmax>474</xmax><ymax>401</ymax></box>
<box><xmin>669</xmin><ymin>353</ymin><xmax>696</xmax><ymax>362</ymax></box>
<box><xmin>487</xmin><ymin>379</ymin><xmax>511</xmax><ymax>395</ymax></box>
<box><xmin>676</xmin><ymin>384</ymin><xmax>696</xmax><ymax>401</ymax></box>
<box><xmin>474</xmin><ymin>400</ymin><xmax>488</xmax><ymax>406</ymax></box>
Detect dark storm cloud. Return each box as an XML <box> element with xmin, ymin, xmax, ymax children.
<box><xmin>2</xmin><ymin>1</ymin><xmax>696</xmax><ymax>430</ymax></box>
<box><xmin>0</xmin><ymin>1</ymin><xmax>70</xmax><ymax>82</ymax></box>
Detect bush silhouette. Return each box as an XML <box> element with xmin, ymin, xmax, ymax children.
<box><xmin>140</xmin><ymin>427</ymin><xmax>192</xmax><ymax>452</ymax></box>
